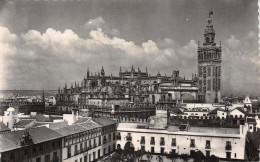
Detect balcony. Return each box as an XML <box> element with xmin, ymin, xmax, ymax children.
<box><xmin>74</xmin><ymin>150</ymin><xmax>80</xmax><ymax>155</ymax></box>
<box><xmin>140</xmin><ymin>140</ymin><xmax>145</xmax><ymax>144</ymax></box>
<box><xmin>190</xmin><ymin>143</ymin><xmax>195</xmax><ymax>148</ymax></box>
<box><xmin>88</xmin><ymin>145</ymin><xmax>92</xmax><ymax>150</ymax></box>
<box><xmin>171</xmin><ymin>143</ymin><xmax>176</xmax><ymax>147</ymax></box>
<box><xmin>150</xmin><ymin>140</ymin><xmax>155</xmax><ymax>145</ymax></box>
<box><xmin>80</xmin><ymin>148</ymin><xmax>84</xmax><ymax>153</ymax></box>
<box><xmin>205</xmin><ymin>144</ymin><xmax>211</xmax><ymax>149</ymax></box>
<box><xmin>126</xmin><ymin>136</ymin><xmax>132</xmax><ymax>142</ymax></box>
<box><xmin>116</xmin><ymin>135</ymin><xmax>121</xmax><ymax>140</ymax></box>
<box><xmin>225</xmin><ymin>145</ymin><xmax>232</xmax><ymax>150</ymax></box>
<box><xmin>160</xmin><ymin>141</ymin><xmax>165</xmax><ymax>146</ymax></box>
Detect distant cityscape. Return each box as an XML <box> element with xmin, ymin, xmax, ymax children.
<box><xmin>0</xmin><ymin>11</ymin><xmax>259</xmax><ymax>162</ymax></box>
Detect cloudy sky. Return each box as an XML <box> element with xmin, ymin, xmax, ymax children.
<box><xmin>0</xmin><ymin>0</ymin><xmax>258</xmax><ymax>96</ymax></box>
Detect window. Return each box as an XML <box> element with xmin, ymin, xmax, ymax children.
<box><xmin>80</xmin><ymin>158</ymin><xmax>82</xmax><ymax>162</ymax></box>
<box><xmin>171</xmin><ymin>138</ymin><xmax>176</xmax><ymax>146</ymax></box>
<box><xmin>10</xmin><ymin>152</ymin><xmax>15</xmax><ymax>161</ymax></box>
<box><xmin>84</xmin><ymin>156</ymin><xmax>87</xmax><ymax>162</ymax></box>
<box><xmin>36</xmin><ymin>157</ymin><xmax>41</xmax><ymax>162</ymax></box>
<box><xmin>150</xmin><ymin>137</ymin><xmax>155</xmax><ymax>145</ymax></box>
<box><xmin>45</xmin><ymin>154</ymin><xmax>50</xmax><ymax>162</ymax></box>
<box><xmin>113</xmin><ymin>132</ymin><xmax>115</xmax><ymax>140</ymax></box>
<box><xmin>93</xmin><ymin>151</ymin><xmax>96</xmax><ymax>160</ymax></box>
<box><xmin>98</xmin><ymin>149</ymin><xmax>100</xmax><ymax>158</ymax></box>
<box><xmin>75</xmin><ymin>160</ymin><xmax>78</xmax><ymax>162</ymax></box>
<box><xmin>160</xmin><ymin>137</ymin><xmax>165</xmax><ymax>146</ymax></box>
<box><xmin>109</xmin><ymin>134</ymin><xmax>111</xmax><ymax>142</ymax></box>
<box><xmin>171</xmin><ymin>149</ymin><xmax>176</xmax><ymax>154</ymax></box>
<box><xmin>151</xmin><ymin>147</ymin><xmax>154</xmax><ymax>153</ymax></box>
<box><xmin>206</xmin><ymin>140</ymin><xmax>211</xmax><ymax>148</ymax></box>
<box><xmin>141</xmin><ymin>145</ymin><xmax>145</xmax><ymax>151</ymax></box>
<box><xmin>52</xmin><ymin>142</ymin><xmax>55</xmax><ymax>150</ymax></box>
<box><xmin>75</xmin><ymin>145</ymin><xmax>78</xmax><ymax>155</ymax></box>
<box><xmin>103</xmin><ymin>148</ymin><xmax>106</xmax><ymax>156</ymax></box>
<box><xmin>235</xmin><ymin>153</ymin><xmax>236</xmax><ymax>158</ymax></box>
<box><xmin>226</xmin><ymin>152</ymin><xmax>231</xmax><ymax>159</ymax></box>
<box><xmin>190</xmin><ymin>150</ymin><xmax>195</xmax><ymax>156</ymax></box>
<box><xmin>226</xmin><ymin>141</ymin><xmax>232</xmax><ymax>150</ymax></box>
<box><xmin>190</xmin><ymin>139</ymin><xmax>195</xmax><ymax>147</ymax></box>
<box><xmin>24</xmin><ymin>149</ymin><xmax>29</xmax><ymax>157</ymax></box>
<box><xmin>53</xmin><ymin>151</ymin><xmax>57</xmax><ymax>161</ymax></box>
<box><xmin>39</xmin><ymin>145</ymin><xmax>43</xmax><ymax>152</ymax></box>
<box><xmin>141</xmin><ymin>136</ymin><xmax>145</xmax><ymax>144</ymax></box>
<box><xmin>160</xmin><ymin>147</ymin><xmax>165</xmax><ymax>154</ymax></box>
<box><xmin>67</xmin><ymin>146</ymin><xmax>71</xmax><ymax>158</ymax></box>
<box><xmin>206</xmin><ymin>151</ymin><xmax>210</xmax><ymax>157</ymax></box>
<box><xmin>33</xmin><ymin>146</ymin><xmax>36</xmax><ymax>155</ymax></box>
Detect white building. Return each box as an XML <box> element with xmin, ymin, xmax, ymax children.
<box><xmin>117</xmin><ymin>122</ymin><xmax>248</xmax><ymax>161</ymax></box>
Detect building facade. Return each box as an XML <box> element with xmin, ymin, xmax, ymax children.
<box><xmin>116</xmin><ymin>123</ymin><xmax>247</xmax><ymax>161</ymax></box>
<box><xmin>52</xmin><ymin>117</ymin><xmax>117</xmax><ymax>162</ymax></box>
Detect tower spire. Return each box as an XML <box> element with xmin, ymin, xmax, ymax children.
<box><xmin>87</xmin><ymin>67</ymin><xmax>90</xmax><ymax>77</ymax></box>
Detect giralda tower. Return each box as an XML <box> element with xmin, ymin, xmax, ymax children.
<box><xmin>197</xmin><ymin>11</ymin><xmax>221</xmax><ymax>103</ymax></box>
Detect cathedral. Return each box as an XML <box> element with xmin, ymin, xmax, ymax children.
<box><xmin>56</xmin><ymin>12</ymin><xmax>222</xmax><ymax>116</ymax></box>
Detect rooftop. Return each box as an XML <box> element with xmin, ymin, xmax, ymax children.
<box><xmin>117</xmin><ymin>123</ymin><xmax>241</xmax><ymax>137</ymax></box>
<box><xmin>92</xmin><ymin>117</ymin><xmax>117</xmax><ymax>126</ymax></box>
<box><xmin>14</xmin><ymin>119</ymin><xmax>35</xmax><ymax>128</ymax></box>
<box><xmin>0</xmin><ymin>122</ymin><xmax>10</xmax><ymax>132</ymax></box>
<box><xmin>0</xmin><ymin>127</ymin><xmax>62</xmax><ymax>152</ymax></box>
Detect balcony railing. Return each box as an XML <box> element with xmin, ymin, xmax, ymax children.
<box><xmin>225</xmin><ymin>145</ymin><xmax>232</xmax><ymax>150</ymax></box>
<box><xmin>116</xmin><ymin>135</ymin><xmax>121</xmax><ymax>140</ymax></box>
<box><xmin>140</xmin><ymin>140</ymin><xmax>145</xmax><ymax>144</ymax></box>
<box><xmin>171</xmin><ymin>143</ymin><xmax>176</xmax><ymax>147</ymax></box>
<box><xmin>80</xmin><ymin>148</ymin><xmax>84</xmax><ymax>153</ymax></box>
<box><xmin>160</xmin><ymin>141</ymin><xmax>165</xmax><ymax>146</ymax></box>
<box><xmin>126</xmin><ymin>136</ymin><xmax>132</xmax><ymax>142</ymax></box>
<box><xmin>205</xmin><ymin>144</ymin><xmax>211</xmax><ymax>149</ymax></box>
<box><xmin>74</xmin><ymin>150</ymin><xmax>80</xmax><ymax>155</ymax></box>
<box><xmin>190</xmin><ymin>143</ymin><xmax>195</xmax><ymax>148</ymax></box>
<box><xmin>150</xmin><ymin>140</ymin><xmax>155</xmax><ymax>145</ymax></box>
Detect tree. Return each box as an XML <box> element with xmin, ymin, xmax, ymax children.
<box><xmin>179</xmin><ymin>154</ymin><xmax>190</xmax><ymax>162</ymax></box>
<box><xmin>111</xmin><ymin>152</ymin><xmax>122</xmax><ymax>162</ymax></box>
<box><xmin>135</xmin><ymin>149</ymin><xmax>146</xmax><ymax>161</ymax></box>
<box><xmin>192</xmin><ymin>151</ymin><xmax>205</xmax><ymax>162</ymax></box>
<box><xmin>166</xmin><ymin>151</ymin><xmax>178</xmax><ymax>162</ymax></box>
<box><xmin>206</xmin><ymin>155</ymin><xmax>219</xmax><ymax>162</ymax></box>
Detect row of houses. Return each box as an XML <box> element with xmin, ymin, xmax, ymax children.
<box><xmin>0</xmin><ymin>117</ymin><xmax>117</xmax><ymax>162</ymax></box>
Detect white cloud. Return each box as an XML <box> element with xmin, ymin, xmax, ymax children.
<box><xmin>0</xmin><ymin>24</ymin><xmax>258</xmax><ymax>96</ymax></box>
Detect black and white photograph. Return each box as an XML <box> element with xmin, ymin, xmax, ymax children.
<box><xmin>0</xmin><ymin>0</ymin><xmax>259</xmax><ymax>161</ymax></box>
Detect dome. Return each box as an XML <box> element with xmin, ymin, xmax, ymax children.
<box><xmin>7</xmin><ymin>107</ymin><xmax>15</xmax><ymax>112</ymax></box>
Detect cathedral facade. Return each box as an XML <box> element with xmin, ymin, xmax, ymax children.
<box><xmin>56</xmin><ymin>12</ymin><xmax>222</xmax><ymax>115</ymax></box>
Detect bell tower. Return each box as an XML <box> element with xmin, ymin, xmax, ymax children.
<box><xmin>197</xmin><ymin>11</ymin><xmax>222</xmax><ymax>103</ymax></box>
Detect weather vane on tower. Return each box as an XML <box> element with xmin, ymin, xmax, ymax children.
<box><xmin>209</xmin><ymin>10</ymin><xmax>213</xmax><ymax>18</ymax></box>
